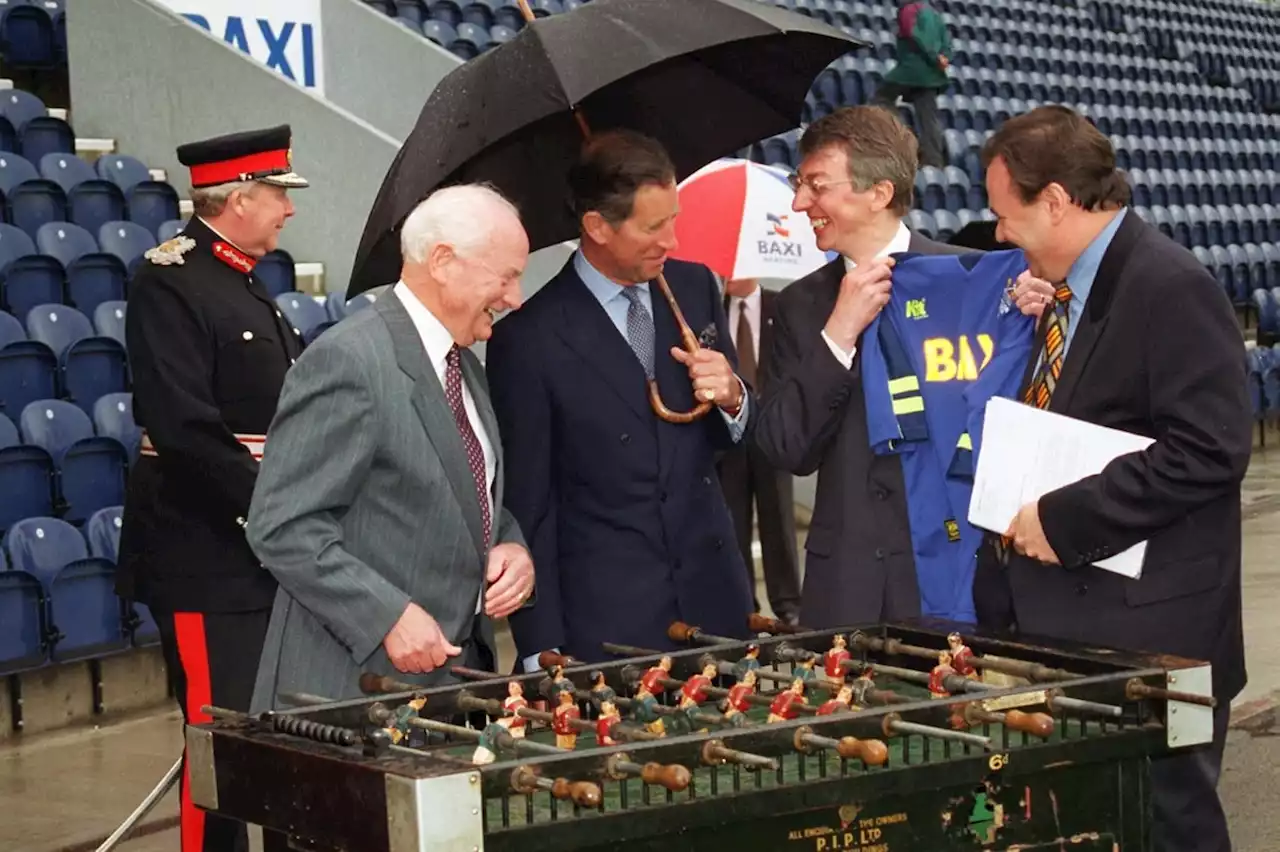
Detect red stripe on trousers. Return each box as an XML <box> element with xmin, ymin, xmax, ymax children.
<box><xmin>174</xmin><ymin>612</ymin><xmax>213</xmax><ymax>852</ymax></box>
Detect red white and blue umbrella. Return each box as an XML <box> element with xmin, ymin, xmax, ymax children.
<box><xmin>672</xmin><ymin>158</ymin><xmax>835</xmax><ymax>282</ymax></box>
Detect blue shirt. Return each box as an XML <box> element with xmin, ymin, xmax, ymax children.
<box><xmin>861</xmin><ymin>250</ymin><xmax>1037</xmax><ymax>623</ymax></box>
<box><xmin>573</xmin><ymin>251</ymin><xmax>748</xmax><ymax>440</ymax></box>
<box><xmin>1062</xmin><ymin>207</ymin><xmax>1127</xmax><ymax>354</ymax></box>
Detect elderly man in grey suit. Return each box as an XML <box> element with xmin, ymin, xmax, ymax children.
<box><xmin>247</xmin><ymin>183</ymin><xmax>535</xmax><ymax>710</ymax></box>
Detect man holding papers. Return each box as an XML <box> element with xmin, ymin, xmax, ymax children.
<box><xmin>978</xmin><ymin>105</ymin><xmax>1251</xmax><ymax>852</ymax></box>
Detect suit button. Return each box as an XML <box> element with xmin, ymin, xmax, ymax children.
<box><xmin>702</xmin><ymin>476</ymin><xmax>711</xmax><ymax>486</ymax></box>
<box><xmin>1075</xmin><ymin>583</ymin><xmax>1088</xmax><ymax>595</ymax></box>
<box><xmin>875</xmin><ymin>548</ymin><xmax>886</xmax><ymax>560</ymax></box>
<box><xmin>660</xmin><ymin>491</ymin><xmax>668</xmax><ymax>502</ymax></box>
<box><xmin>714</xmin><ymin>538</ymin><xmax>724</xmax><ymax>550</ymax></box>
<box><xmin>620</xmin><ymin>433</ymin><xmax>630</xmax><ymax>444</ymax></box>
<box><xmin>875</xmin><ymin>489</ymin><xmax>889</xmax><ymax>501</ymax></box>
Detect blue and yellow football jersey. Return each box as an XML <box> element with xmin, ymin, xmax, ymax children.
<box><xmin>860</xmin><ymin>249</ymin><xmax>1036</xmax><ymax>622</ymax></box>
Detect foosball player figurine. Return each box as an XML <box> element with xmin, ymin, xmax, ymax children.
<box><xmin>630</xmin><ymin>685</ymin><xmax>666</xmax><ymax>736</ymax></box>
<box><xmin>792</xmin><ymin>656</ymin><xmax>819</xmax><ymax>687</ymax></box>
<box><xmin>721</xmin><ymin>669</ymin><xmax>757</xmax><ymax>728</ymax></box>
<box><xmin>930</xmin><ymin>651</ymin><xmax>956</xmax><ymax>699</ymax></box>
<box><xmin>848</xmin><ymin>669</ymin><xmax>875</xmax><ymax>708</ymax></box>
<box><xmin>640</xmin><ymin>656</ymin><xmax>674</xmax><ymax>696</ymax></box>
<box><xmin>767</xmin><ymin>679</ymin><xmax>808</xmax><ymax>723</ymax></box>
<box><xmin>732</xmin><ymin>643</ymin><xmax>761</xmax><ymax>681</ymax></box>
<box><xmin>471</xmin><ymin>718</ymin><xmax>512</xmax><ymax>765</ymax></box>
<box><xmin>552</xmin><ymin>690</ymin><xmax>581</xmax><ymax>749</ymax></box>
<box><xmin>589</xmin><ymin>670</ymin><xmax>617</xmax><ymax>710</ymax></box>
<box><xmin>947</xmin><ymin>632</ymin><xmax>977</xmax><ymax>678</ymax></box>
<box><xmin>668</xmin><ymin>695</ymin><xmax>706</xmax><ymax>736</ymax></box>
<box><xmin>383</xmin><ymin>693</ymin><xmax>427</xmax><ymax>745</ymax></box>
<box><xmin>680</xmin><ymin>663</ymin><xmax>719</xmax><ymax>705</ymax></box>
<box><xmin>497</xmin><ymin>681</ymin><xmax>528</xmax><ymax>739</ymax></box>
<box><xmin>595</xmin><ymin>701</ymin><xmax>622</xmax><ymax>746</ymax></box>
<box><xmin>824</xmin><ymin>634</ymin><xmax>851</xmax><ymax>687</ymax></box>
<box><xmin>546</xmin><ymin>664</ymin><xmax>575</xmax><ymax>702</ymax></box>
<box><xmin>817</xmin><ymin>684</ymin><xmax>854</xmax><ymax>715</ymax></box>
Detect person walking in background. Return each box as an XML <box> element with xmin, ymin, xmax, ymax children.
<box><xmin>874</xmin><ymin>0</ymin><xmax>952</xmax><ymax>170</ymax></box>
<box><xmin>717</xmin><ymin>277</ymin><xmax>802</xmax><ymax>625</ymax></box>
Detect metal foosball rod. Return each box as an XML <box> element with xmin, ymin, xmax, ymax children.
<box><xmin>452</xmin><ymin>689</ymin><xmax>665</xmax><ymax>744</ymax></box>
<box><xmin>792</xmin><ymin>726</ymin><xmax>891</xmax><ymax>763</ymax></box>
<box><xmin>1125</xmin><ymin>677</ymin><xmax>1218</xmax><ymax>708</ymax></box>
<box><xmin>1045</xmin><ymin>689</ymin><xmax>1125</xmax><ymax>719</ymax></box>
<box><xmin>603</xmin><ymin>642</ymin><xmax>800</xmax><ymax>689</ymax></box>
<box><xmin>772</xmin><ymin>642</ymin><xmax>991</xmax><ymax>697</ymax></box>
<box><xmin>848</xmin><ymin>632</ymin><xmax>1080</xmax><ymax>683</ymax></box>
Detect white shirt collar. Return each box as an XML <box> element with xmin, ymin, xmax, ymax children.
<box><xmin>393</xmin><ymin>280</ymin><xmax>456</xmax><ymax>376</ymax></box>
<box><xmin>728</xmin><ymin>284</ymin><xmax>762</xmax><ymax>313</ymax></box>
<box><xmin>842</xmin><ymin>221</ymin><xmax>912</xmax><ymax>273</ymax></box>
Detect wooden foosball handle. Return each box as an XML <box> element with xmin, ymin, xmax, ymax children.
<box><xmin>1002</xmin><ymin>709</ymin><xmax>1056</xmax><ymax>738</ymax></box>
<box><xmin>359</xmin><ymin>672</ymin><xmax>418</xmax><ymax>695</ymax></box>
<box><xmin>539</xmin><ymin>650</ymin><xmax>576</xmax><ymax>670</ymax></box>
<box><xmin>836</xmin><ymin>736</ymin><xmax>889</xmax><ymax>765</ymax></box>
<box><xmin>551</xmin><ymin>778</ymin><xmax>603</xmax><ymax>808</ymax></box>
<box><xmin>640</xmin><ymin>761</ymin><xmax>692</xmax><ymax>792</ymax></box>
<box><xmin>747</xmin><ymin>613</ymin><xmax>803</xmax><ymax>635</ymax></box>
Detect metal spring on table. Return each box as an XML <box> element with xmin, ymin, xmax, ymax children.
<box><xmin>271</xmin><ymin>715</ymin><xmax>358</xmax><ymax>746</ymax></box>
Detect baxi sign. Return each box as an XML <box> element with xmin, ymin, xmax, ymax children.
<box><xmin>157</xmin><ymin>0</ymin><xmax>325</xmax><ymax>94</ymax></box>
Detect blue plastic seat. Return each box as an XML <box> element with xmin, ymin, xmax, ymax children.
<box><xmin>93</xmin><ymin>392</ymin><xmax>140</xmax><ymax>462</ymax></box>
<box><xmin>0</xmin><ymin>310</ymin><xmax>23</xmax><ymax>348</ymax></box>
<box><xmin>36</xmin><ymin>221</ymin><xmax>128</xmax><ymax>317</ymax></box>
<box><xmin>275</xmin><ymin>293</ymin><xmax>331</xmax><ymax>343</ymax></box>
<box><xmin>25</xmin><ymin>303</ymin><xmax>129</xmax><ymax>415</ymax></box>
<box><xmin>3</xmin><ymin>516</ymin><xmax>125</xmax><ymax>662</ymax></box>
<box><xmin>254</xmin><ymin>249</ymin><xmax>296</xmax><ymax>298</ymax></box>
<box><xmin>906</xmin><ymin>210</ymin><xmax>936</xmax><ymax>239</ymax></box>
<box><xmin>125</xmin><ymin>182</ymin><xmax>181</xmax><ymax>240</ymax></box>
<box><xmin>19</xmin><ymin>399</ymin><xmax>128</xmax><ymax>524</ymax></box>
<box><xmin>450</xmin><ymin>22</ymin><xmax>491</xmax><ymax>58</ymax></box>
<box><xmin>92</xmin><ymin>300</ymin><xmax>126</xmax><ymax>346</ymax></box>
<box><xmin>19</xmin><ymin>116</ymin><xmax>74</xmax><ymax>163</ymax></box>
<box><xmin>422</xmin><ymin>19</ymin><xmax>458</xmax><ymax>47</ymax></box>
<box><xmin>0</xmin><ymin>90</ymin><xmax>46</xmax><ymax>134</ymax></box>
<box><xmin>97</xmin><ymin>220</ymin><xmax>156</xmax><ymax>273</ymax></box>
<box><xmin>0</xmin><ymin>567</ymin><xmax>49</xmax><ymax>673</ymax></box>
<box><xmin>1</xmin><ymin>6</ymin><xmax>59</xmax><ymax>70</ymax></box>
<box><xmin>94</xmin><ymin>154</ymin><xmax>153</xmax><ymax>194</ymax></box>
<box><xmin>6</xmin><ymin>177</ymin><xmax>67</xmax><ymax>239</ymax></box>
<box><xmin>155</xmin><ymin>219</ymin><xmax>185</xmax><ymax>242</ymax></box>
<box><xmin>0</xmin><ymin>152</ymin><xmax>38</xmax><ymax>198</ymax></box>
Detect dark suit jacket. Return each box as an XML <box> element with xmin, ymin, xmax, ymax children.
<box><xmin>975</xmin><ymin>211</ymin><xmax>1251</xmax><ymax>701</ymax></box>
<box><xmin>754</xmin><ymin>231</ymin><xmax>971</xmax><ymax>629</ymax></box>
<box><xmin>486</xmin><ymin>257</ymin><xmax>756</xmax><ymax>663</ymax></box>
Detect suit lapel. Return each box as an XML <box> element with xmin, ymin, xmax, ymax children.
<box><xmin>650</xmin><ymin>273</ymin><xmax>697</xmax><ymax>485</ymax></box>
<box><xmin>378</xmin><ymin>292</ymin><xmax>486</xmax><ymax>558</ymax></box>
<box><xmin>1048</xmin><ymin>211</ymin><xmax>1137</xmax><ymax>413</ymax></box>
<box><xmin>551</xmin><ymin>265</ymin><xmax>653</xmax><ymax>424</ymax></box>
<box><xmin>760</xmin><ymin>289</ymin><xmax>776</xmax><ymax>378</ymax></box>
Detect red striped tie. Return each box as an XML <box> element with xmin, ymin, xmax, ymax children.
<box><xmin>445</xmin><ymin>345</ymin><xmax>491</xmax><ymax>546</ymax></box>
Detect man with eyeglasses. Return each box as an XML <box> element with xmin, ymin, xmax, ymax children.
<box><xmin>755</xmin><ymin>105</ymin><xmax>1050</xmax><ymax>630</ymax></box>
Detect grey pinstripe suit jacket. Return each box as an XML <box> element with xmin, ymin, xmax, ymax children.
<box><xmin>247</xmin><ymin>289</ymin><xmax>525</xmax><ymax>712</ymax></box>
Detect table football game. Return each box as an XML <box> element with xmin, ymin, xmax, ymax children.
<box><xmin>185</xmin><ymin>616</ymin><xmax>1216</xmax><ymax>851</ymax></box>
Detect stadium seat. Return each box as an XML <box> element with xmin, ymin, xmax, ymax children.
<box><xmin>450</xmin><ymin>22</ymin><xmax>491</xmax><ymax>58</ymax></box>
<box><xmin>7</xmin><ymin>177</ymin><xmax>67</xmax><ymax>239</ymax></box>
<box><xmin>155</xmin><ymin>219</ymin><xmax>185</xmax><ymax>242</ymax></box>
<box><xmin>19</xmin><ymin>399</ymin><xmax>128</xmax><ymax>524</ymax></box>
<box><xmin>325</xmin><ymin>291</ymin><xmax>376</xmax><ymax>321</ymax></box>
<box><xmin>92</xmin><ymin>300</ymin><xmax>126</xmax><ymax>346</ymax></box>
<box><xmin>94</xmin><ymin>154</ymin><xmax>153</xmax><ymax>194</ymax></box>
<box><xmin>0</xmin><ymin>310</ymin><xmax>23</xmax><ymax>348</ymax></box>
<box><xmin>98</xmin><ymin>220</ymin><xmax>156</xmax><ymax>272</ymax></box>
<box><xmin>36</xmin><ymin>221</ymin><xmax>128</xmax><ymax>316</ymax></box>
<box><xmin>93</xmin><ymin>392</ymin><xmax>140</xmax><ymax>462</ymax></box>
<box><xmin>3</xmin><ymin>517</ymin><xmax>125</xmax><ymax>662</ymax></box>
<box><xmin>906</xmin><ymin>210</ymin><xmax>936</xmax><ymax>239</ymax></box>
<box><xmin>0</xmin><ymin>567</ymin><xmax>48</xmax><ymax>673</ymax></box>
<box><xmin>125</xmin><ymin>181</ymin><xmax>181</xmax><ymax>240</ymax></box>
<box><xmin>38</xmin><ymin>154</ymin><xmax>129</xmax><ymax>239</ymax></box>
<box><xmin>429</xmin><ymin>0</ymin><xmax>462</xmax><ymax>28</ymax></box>
<box><xmin>915</xmin><ymin>167</ymin><xmax>947</xmax><ymax>213</ymax></box>
<box><xmin>255</xmin><ymin>249</ymin><xmax>296</xmax><ymax>298</ymax></box>
<box><xmin>0</xmin><ymin>225</ymin><xmax>63</xmax><ymax>320</ymax></box>
<box><xmin>462</xmin><ymin>0</ymin><xmax>496</xmax><ymax>28</ymax></box>
<box><xmin>0</xmin><ymin>6</ymin><xmax>59</xmax><ymax>70</ymax></box>
<box><xmin>422</xmin><ymin>19</ymin><xmax>458</xmax><ymax>47</ymax></box>
<box><xmin>0</xmin><ymin>152</ymin><xmax>38</xmax><ymax>198</ymax></box>
<box><xmin>25</xmin><ymin>303</ymin><xmax>129</xmax><ymax>415</ymax></box>
<box><xmin>275</xmin><ymin>293</ymin><xmax>331</xmax><ymax>344</ymax></box>
<box><xmin>0</xmin><ymin>90</ymin><xmax>46</xmax><ymax>133</ymax></box>
<box><xmin>19</xmin><ymin>116</ymin><xmax>74</xmax><ymax>163</ymax></box>
<box><xmin>84</xmin><ymin>503</ymin><xmax>157</xmax><ymax>646</ymax></box>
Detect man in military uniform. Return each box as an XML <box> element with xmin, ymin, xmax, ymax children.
<box><xmin>115</xmin><ymin>124</ymin><xmax>307</xmax><ymax>852</ymax></box>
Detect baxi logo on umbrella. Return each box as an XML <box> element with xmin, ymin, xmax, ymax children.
<box><xmin>672</xmin><ymin>158</ymin><xmax>828</xmax><ymax>282</ymax></box>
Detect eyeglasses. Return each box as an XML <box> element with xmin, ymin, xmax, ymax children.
<box><xmin>786</xmin><ymin>173</ymin><xmax>857</xmax><ymax>195</ymax></box>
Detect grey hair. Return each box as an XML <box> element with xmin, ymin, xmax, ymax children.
<box><xmin>400</xmin><ymin>184</ymin><xmax>521</xmax><ymax>265</ymax></box>
<box><xmin>191</xmin><ymin>180</ymin><xmax>258</xmax><ymax>218</ymax></box>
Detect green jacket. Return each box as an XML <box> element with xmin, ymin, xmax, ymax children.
<box><xmin>884</xmin><ymin>2</ymin><xmax>952</xmax><ymax>91</ymax></box>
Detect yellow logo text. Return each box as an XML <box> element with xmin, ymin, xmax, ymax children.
<box><xmin>923</xmin><ymin>334</ymin><xmax>994</xmax><ymax>382</ymax></box>
<box><xmin>904</xmin><ymin>298</ymin><xmax>928</xmax><ymax>319</ymax></box>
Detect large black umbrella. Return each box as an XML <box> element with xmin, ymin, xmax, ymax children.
<box><xmin>349</xmin><ymin>0</ymin><xmax>867</xmax><ymax>295</ymax></box>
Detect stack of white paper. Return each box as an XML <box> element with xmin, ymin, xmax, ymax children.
<box><xmin>967</xmin><ymin>396</ymin><xmax>1155</xmax><ymax>578</ymax></box>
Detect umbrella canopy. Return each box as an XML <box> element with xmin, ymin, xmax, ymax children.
<box><xmin>348</xmin><ymin>0</ymin><xmax>866</xmax><ymax>296</ymax></box>
<box><xmin>672</xmin><ymin>158</ymin><xmax>834</xmax><ymax>282</ymax></box>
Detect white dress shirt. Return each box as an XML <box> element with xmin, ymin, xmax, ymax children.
<box><xmin>727</xmin><ymin>284</ymin><xmax>762</xmax><ymax>357</ymax></box>
<box><xmin>395</xmin><ymin>281</ymin><xmax>493</xmax><ymax>614</ymax></box>
<box><xmin>821</xmin><ymin>221</ymin><xmax>913</xmax><ymax>368</ymax></box>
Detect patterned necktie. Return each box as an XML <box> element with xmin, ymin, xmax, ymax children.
<box><xmin>620</xmin><ymin>286</ymin><xmax>656</xmax><ymax>379</ymax></box>
<box><xmin>1025</xmin><ymin>283</ymin><xmax>1073</xmax><ymax>409</ymax></box>
<box><xmin>736</xmin><ymin>300</ymin><xmax>757</xmax><ymax>387</ymax></box>
<box><xmin>445</xmin><ymin>345</ymin><xmax>491</xmax><ymax>546</ymax></box>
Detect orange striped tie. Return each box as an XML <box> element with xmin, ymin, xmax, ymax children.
<box><xmin>1025</xmin><ymin>283</ymin><xmax>1073</xmax><ymax>409</ymax></box>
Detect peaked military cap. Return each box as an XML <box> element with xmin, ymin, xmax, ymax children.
<box><xmin>176</xmin><ymin>124</ymin><xmax>309</xmax><ymax>190</ymax></box>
